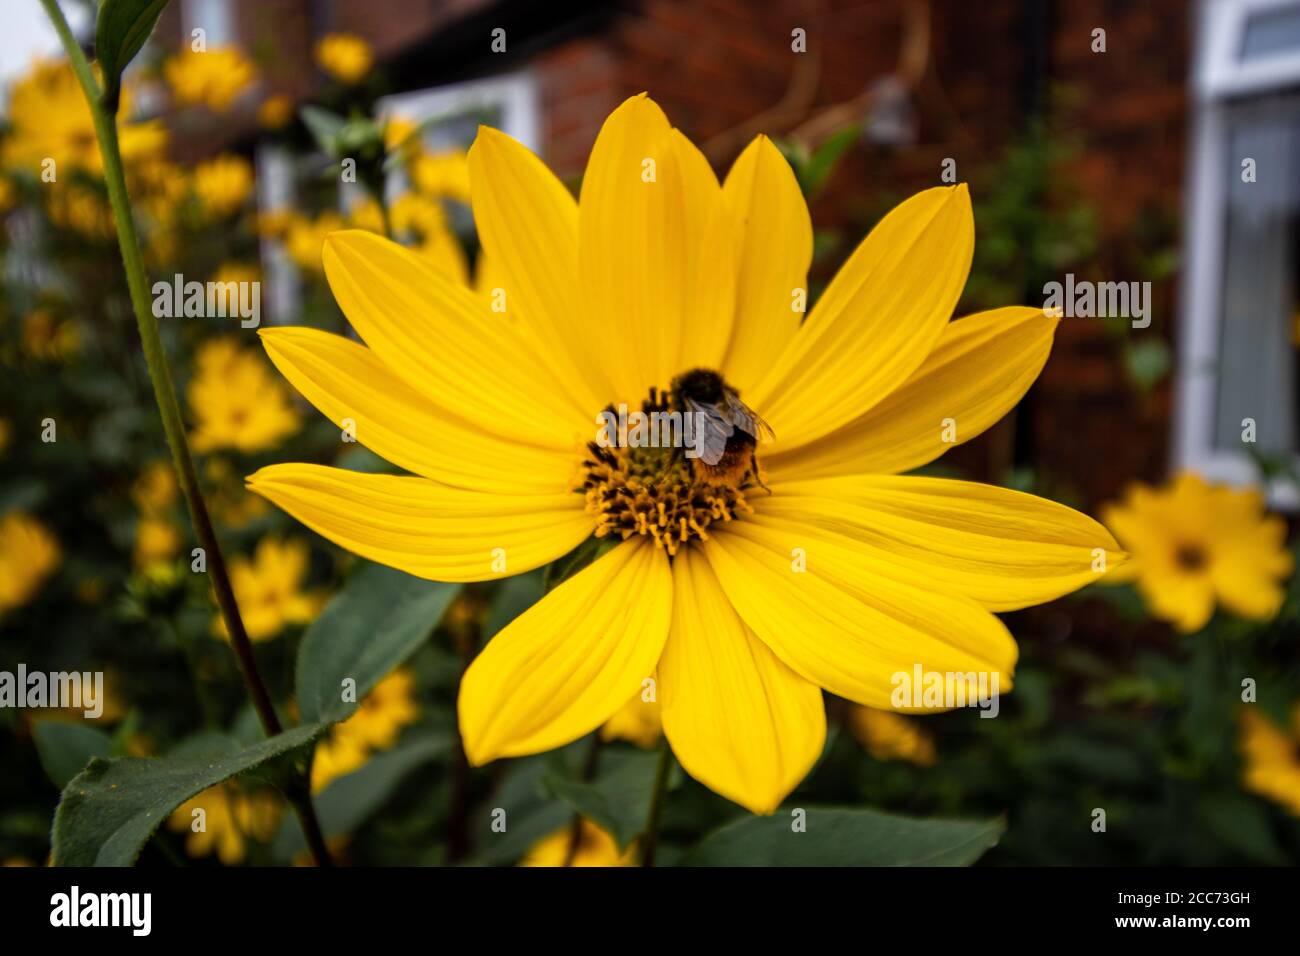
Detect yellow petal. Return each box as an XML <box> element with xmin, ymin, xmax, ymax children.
<box><xmin>323</xmin><ymin>230</ymin><xmax>586</xmax><ymax>448</ymax></box>
<box><xmin>703</xmin><ymin>521</ymin><xmax>1016</xmax><ymax>709</ymax></box>
<box><xmin>719</xmin><ymin>134</ymin><xmax>812</xmax><ymax>395</ymax></box>
<box><xmin>246</xmin><ymin>463</ymin><xmax>592</xmax><ymax>582</ymax></box>
<box><xmin>767</xmin><ymin>307</ymin><xmax>1056</xmax><ymax>481</ymax></box>
<box><xmin>750</xmin><ymin>185</ymin><xmax>973</xmax><ymax>451</ymax></box>
<box><xmin>259</xmin><ymin>326</ymin><xmax>575</xmax><ymax>494</ymax></box>
<box><xmin>467</xmin><ymin>126</ymin><xmax>609</xmax><ymax>412</ymax></box>
<box><xmin>661</xmin><ymin>548</ymin><xmax>824</xmax><ymax>814</ymax></box>
<box><xmin>759</xmin><ymin>475</ymin><xmax>1123</xmax><ymax>611</ymax></box>
<box><xmin>577</xmin><ymin>95</ymin><xmax>734</xmax><ymax>399</ymax></box>
<box><xmin>458</xmin><ymin>538</ymin><xmax>671</xmax><ymax>762</ymax></box>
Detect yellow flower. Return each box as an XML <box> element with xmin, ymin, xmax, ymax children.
<box><xmin>0</xmin><ymin>178</ymin><xmax>15</xmax><ymax>214</ymax></box>
<box><xmin>246</xmin><ymin>94</ymin><xmax>1122</xmax><ymax>814</ymax></box>
<box><xmin>601</xmin><ymin>693</ymin><xmax>663</xmax><ymax>748</ymax></box>
<box><xmin>165</xmin><ymin>46</ymin><xmax>257</xmax><ymax>112</ymax></box>
<box><xmin>167</xmin><ymin>783</ymin><xmax>280</xmax><ymax>864</ymax></box>
<box><xmin>312</xmin><ymin>670</ymin><xmax>419</xmax><ymax>791</ymax></box>
<box><xmin>345</xmin><ymin>198</ymin><xmax>386</xmax><ymax>234</ymax></box>
<box><xmin>522</xmin><ymin>818</ymin><xmax>637</xmax><ymax>867</ymax></box>
<box><xmin>314</xmin><ymin>33</ymin><xmax>373</xmax><ymax>85</ymax></box>
<box><xmin>2</xmin><ymin>59</ymin><xmax>165</xmax><ymax>176</ymax></box>
<box><xmin>410</xmin><ymin>148</ymin><xmax>471</xmax><ymax>204</ymax></box>
<box><xmin>0</xmin><ymin>511</ymin><xmax>60</xmax><ymax>614</ymax></box>
<box><xmin>284</xmin><ymin>211</ymin><xmax>343</xmax><ymax>272</ymax></box>
<box><xmin>389</xmin><ymin>193</ymin><xmax>468</xmax><ymax>284</ymax></box>
<box><xmin>1103</xmin><ymin>472</ymin><xmax>1292</xmax><ymax>633</ymax></box>
<box><xmin>193</xmin><ymin>154</ymin><xmax>254</xmax><ymax>217</ymax></box>
<box><xmin>848</xmin><ymin>707</ymin><xmax>936</xmax><ymax>766</ymax></box>
<box><xmin>46</xmin><ymin>184</ymin><xmax>115</xmax><ymax>240</ymax></box>
<box><xmin>258</xmin><ymin>94</ymin><xmax>294</xmax><ymax>129</ymax></box>
<box><xmin>216</xmin><ymin>536</ymin><xmax>321</xmax><ymax>641</ymax></box>
<box><xmin>133</xmin><ymin>460</ymin><xmax>179</xmax><ymax>514</ymax></box>
<box><xmin>1239</xmin><ymin>706</ymin><xmax>1300</xmax><ymax>816</ymax></box>
<box><xmin>134</xmin><ymin>516</ymin><xmax>180</xmax><ymax>570</ymax></box>
<box><xmin>188</xmin><ymin>338</ymin><xmax>300</xmax><ymax>453</ymax></box>
<box><xmin>21</xmin><ymin>308</ymin><xmax>81</xmax><ymax>360</ymax></box>
<box><xmin>210</xmin><ymin>261</ymin><xmax>260</xmax><ymax>288</ymax></box>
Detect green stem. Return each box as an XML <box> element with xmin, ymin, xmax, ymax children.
<box><xmin>40</xmin><ymin>0</ymin><xmax>331</xmax><ymax>867</ymax></box>
<box><xmin>639</xmin><ymin>738</ymin><xmax>672</xmax><ymax>867</ymax></box>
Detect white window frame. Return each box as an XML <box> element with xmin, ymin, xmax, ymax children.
<box><xmin>254</xmin><ymin>71</ymin><xmax>540</xmax><ymax>324</ymax></box>
<box><xmin>1176</xmin><ymin>0</ymin><xmax>1300</xmax><ymax>508</ymax></box>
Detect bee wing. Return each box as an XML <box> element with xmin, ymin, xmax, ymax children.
<box><xmin>685</xmin><ymin>397</ymin><xmax>733</xmax><ymax>466</ymax></box>
<box><xmin>722</xmin><ymin>390</ymin><xmax>775</xmax><ymax>444</ymax></box>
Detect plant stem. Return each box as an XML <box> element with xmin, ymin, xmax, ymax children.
<box><xmin>639</xmin><ymin>738</ymin><xmax>673</xmax><ymax>867</ymax></box>
<box><xmin>562</xmin><ymin>732</ymin><xmax>604</xmax><ymax>866</ymax></box>
<box><xmin>40</xmin><ymin>0</ymin><xmax>331</xmax><ymax>867</ymax></box>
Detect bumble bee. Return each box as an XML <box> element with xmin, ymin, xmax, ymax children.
<box><xmin>669</xmin><ymin>368</ymin><xmax>773</xmax><ymax>489</ymax></box>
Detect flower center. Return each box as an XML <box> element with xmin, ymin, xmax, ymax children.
<box><xmin>578</xmin><ymin>385</ymin><xmax>762</xmax><ymax>556</ymax></box>
<box><xmin>1174</xmin><ymin>542</ymin><xmax>1208</xmax><ymax>572</ymax></box>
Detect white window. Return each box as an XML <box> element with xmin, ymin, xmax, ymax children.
<box><xmin>254</xmin><ymin>71</ymin><xmax>540</xmax><ymax>323</ymax></box>
<box><xmin>181</xmin><ymin>0</ymin><xmax>235</xmax><ymax>47</ymax></box>
<box><xmin>1177</xmin><ymin>0</ymin><xmax>1300</xmax><ymax>507</ymax></box>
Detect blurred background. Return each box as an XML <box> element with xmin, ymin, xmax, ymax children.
<box><xmin>1</xmin><ymin>0</ymin><xmax>1299</xmax><ymax>867</ymax></box>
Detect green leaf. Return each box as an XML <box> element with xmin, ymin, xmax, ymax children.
<box><xmin>273</xmin><ymin>735</ymin><xmax>450</xmax><ymax>858</ymax></box>
<box><xmin>52</xmin><ymin>723</ymin><xmax>324</xmax><ymax>866</ymax></box>
<box><xmin>680</xmin><ymin>807</ymin><xmax>1005</xmax><ymax>866</ymax></box>
<box><xmin>299</xmin><ymin>105</ymin><xmax>348</xmax><ymax>155</ymax></box>
<box><xmin>296</xmin><ymin>561</ymin><xmax>459</xmax><ymax>724</ymax></box>
<box><xmin>542</xmin><ymin>747</ymin><xmax>669</xmax><ymax>851</ymax></box>
<box><xmin>95</xmin><ymin>0</ymin><xmax>170</xmax><ymax>112</ymax></box>
<box><xmin>33</xmin><ymin>721</ymin><xmax>111</xmax><ymax>790</ymax></box>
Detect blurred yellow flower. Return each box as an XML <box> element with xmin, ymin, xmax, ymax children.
<box><xmin>0</xmin><ymin>511</ymin><xmax>60</xmax><ymax>614</ymax></box>
<box><xmin>410</xmin><ymin>148</ymin><xmax>471</xmax><ymax>204</ymax></box>
<box><xmin>193</xmin><ymin>154</ymin><xmax>254</xmax><ymax>217</ymax></box>
<box><xmin>521</xmin><ymin>818</ymin><xmax>636</xmax><ymax>867</ymax></box>
<box><xmin>134</xmin><ymin>516</ymin><xmax>180</xmax><ymax>570</ymax></box>
<box><xmin>0</xmin><ymin>178</ymin><xmax>15</xmax><ymax>214</ymax></box>
<box><xmin>216</xmin><ymin>536</ymin><xmax>322</xmax><ymax>641</ymax></box>
<box><xmin>384</xmin><ymin>115</ymin><xmax>420</xmax><ymax>158</ymax></box>
<box><xmin>284</xmin><ymin>211</ymin><xmax>343</xmax><ymax>272</ymax></box>
<box><xmin>258</xmin><ymin>93</ymin><xmax>294</xmax><ymax>129</ymax></box>
<box><xmin>133</xmin><ymin>460</ymin><xmax>179</xmax><ymax>514</ymax></box>
<box><xmin>255</xmin><ymin>207</ymin><xmax>296</xmax><ymax>240</ymax></box>
<box><xmin>312</xmin><ymin>669</ymin><xmax>419</xmax><ymax>791</ymax></box>
<box><xmin>167</xmin><ymin>783</ymin><xmax>280</xmax><ymax>864</ymax></box>
<box><xmin>1103</xmin><ymin>472</ymin><xmax>1292</xmax><ymax>633</ymax></box>
<box><xmin>314</xmin><ymin>33</ymin><xmax>373</xmax><ymax>85</ymax></box>
<box><xmin>247</xmin><ymin>94</ymin><xmax>1122</xmax><ymax>815</ymax></box>
<box><xmin>46</xmin><ymin>184</ymin><xmax>115</xmax><ymax>240</ymax></box>
<box><xmin>1240</xmin><ymin>706</ymin><xmax>1300</xmax><ymax>816</ymax></box>
<box><xmin>188</xmin><ymin>338</ymin><xmax>300</xmax><ymax>453</ymax></box>
<box><xmin>848</xmin><ymin>706</ymin><xmax>936</xmax><ymax>766</ymax></box>
<box><xmin>21</xmin><ymin>308</ymin><xmax>81</xmax><ymax>360</ymax></box>
<box><xmin>165</xmin><ymin>46</ymin><xmax>257</xmax><ymax>112</ymax></box>
<box><xmin>601</xmin><ymin>692</ymin><xmax>662</xmax><ymax>748</ymax></box>
<box><xmin>204</xmin><ymin>457</ymin><xmax>271</xmax><ymax>529</ymax></box>
<box><xmin>346</xmin><ymin>198</ymin><xmax>386</xmax><ymax>234</ymax></box>
<box><xmin>0</xmin><ymin>418</ymin><xmax>11</xmax><ymax>454</ymax></box>
<box><xmin>1</xmin><ymin>59</ymin><xmax>165</xmax><ymax>176</ymax></box>
<box><xmin>210</xmin><ymin>261</ymin><xmax>260</xmax><ymax>288</ymax></box>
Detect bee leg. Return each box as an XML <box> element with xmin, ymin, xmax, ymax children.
<box><xmin>750</xmin><ymin>450</ymin><xmax>772</xmax><ymax>494</ymax></box>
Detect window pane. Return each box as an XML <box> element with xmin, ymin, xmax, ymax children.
<box><xmin>1241</xmin><ymin>4</ymin><xmax>1300</xmax><ymax>61</ymax></box>
<box><xmin>1214</xmin><ymin>97</ymin><xmax>1300</xmax><ymax>454</ymax></box>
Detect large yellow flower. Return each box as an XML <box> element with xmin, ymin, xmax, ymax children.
<box><xmin>1102</xmin><ymin>472</ymin><xmax>1292</xmax><ymax>633</ymax></box>
<box><xmin>0</xmin><ymin>511</ymin><xmax>60</xmax><ymax>614</ymax></box>
<box><xmin>1240</xmin><ymin>706</ymin><xmax>1300</xmax><ymax>816</ymax></box>
<box><xmin>248</xmin><ymin>94</ymin><xmax>1122</xmax><ymax>814</ymax></box>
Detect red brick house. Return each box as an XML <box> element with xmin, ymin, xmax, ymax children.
<box><xmin>150</xmin><ymin>0</ymin><xmax>1299</xmax><ymax>514</ymax></box>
